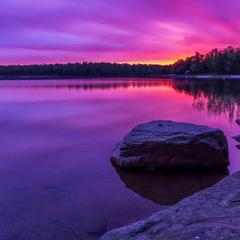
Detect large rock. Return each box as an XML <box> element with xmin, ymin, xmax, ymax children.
<box><xmin>112</xmin><ymin>121</ymin><xmax>229</xmax><ymax>169</ymax></box>
<box><xmin>101</xmin><ymin>171</ymin><xmax>240</xmax><ymax>240</ymax></box>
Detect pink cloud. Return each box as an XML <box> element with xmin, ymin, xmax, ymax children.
<box><xmin>1</xmin><ymin>0</ymin><xmax>240</xmax><ymax>64</ymax></box>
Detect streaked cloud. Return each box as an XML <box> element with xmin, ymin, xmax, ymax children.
<box><xmin>0</xmin><ymin>0</ymin><xmax>240</xmax><ymax>64</ymax></box>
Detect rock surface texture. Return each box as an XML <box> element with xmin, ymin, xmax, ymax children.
<box><xmin>101</xmin><ymin>171</ymin><xmax>240</xmax><ymax>240</ymax></box>
<box><xmin>111</xmin><ymin>121</ymin><xmax>229</xmax><ymax>169</ymax></box>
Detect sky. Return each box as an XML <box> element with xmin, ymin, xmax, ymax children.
<box><xmin>1</xmin><ymin>0</ymin><xmax>240</xmax><ymax>65</ymax></box>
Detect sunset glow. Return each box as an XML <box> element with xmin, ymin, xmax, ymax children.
<box><xmin>1</xmin><ymin>0</ymin><xmax>240</xmax><ymax>65</ymax></box>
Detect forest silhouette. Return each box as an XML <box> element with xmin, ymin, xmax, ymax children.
<box><xmin>1</xmin><ymin>46</ymin><xmax>240</xmax><ymax>77</ymax></box>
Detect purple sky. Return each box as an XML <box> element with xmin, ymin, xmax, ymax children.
<box><xmin>1</xmin><ymin>0</ymin><xmax>240</xmax><ymax>65</ymax></box>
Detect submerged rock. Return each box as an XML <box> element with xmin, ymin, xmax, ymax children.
<box><xmin>112</xmin><ymin>121</ymin><xmax>229</xmax><ymax>169</ymax></box>
<box><xmin>113</xmin><ymin>164</ymin><xmax>229</xmax><ymax>205</ymax></box>
<box><xmin>101</xmin><ymin>171</ymin><xmax>240</xmax><ymax>240</ymax></box>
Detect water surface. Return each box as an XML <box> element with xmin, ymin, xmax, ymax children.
<box><xmin>0</xmin><ymin>78</ymin><xmax>239</xmax><ymax>239</ymax></box>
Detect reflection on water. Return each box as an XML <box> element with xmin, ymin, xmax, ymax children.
<box><xmin>172</xmin><ymin>79</ymin><xmax>240</xmax><ymax>122</ymax></box>
<box><xmin>0</xmin><ymin>78</ymin><xmax>240</xmax><ymax>239</ymax></box>
<box><xmin>114</xmin><ymin>164</ymin><xmax>229</xmax><ymax>205</ymax></box>
<box><xmin>3</xmin><ymin>78</ymin><xmax>240</xmax><ymax>122</ymax></box>
<box><xmin>171</xmin><ymin>79</ymin><xmax>240</xmax><ymax>151</ymax></box>
<box><xmin>0</xmin><ymin>79</ymin><xmax>173</xmax><ymax>90</ymax></box>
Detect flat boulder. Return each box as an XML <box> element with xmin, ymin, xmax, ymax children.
<box><xmin>101</xmin><ymin>171</ymin><xmax>240</xmax><ymax>240</ymax></box>
<box><xmin>111</xmin><ymin>121</ymin><xmax>229</xmax><ymax>169</ymax></box>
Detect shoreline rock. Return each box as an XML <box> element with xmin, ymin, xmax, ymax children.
<box><xmin>101</xmin><ymin>171</ymin><xmax>240</xmax><ymax>240</ymax></box>
<box><xmin>112</xmin><ymin>121</ymin><xmax>229</xmax><ymax>169</ymax></box>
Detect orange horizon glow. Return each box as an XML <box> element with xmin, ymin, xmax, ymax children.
<box><xmin>125</xmin><ymin>54</ymin><xmax>191</xmax><ymax>65</ymax></box>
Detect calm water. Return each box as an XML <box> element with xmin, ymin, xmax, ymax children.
<box><xmin>0</xmin><ymin>78</ymin><xmax>240</xmax><ymax>239</ymax></box>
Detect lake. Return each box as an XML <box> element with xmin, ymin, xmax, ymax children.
<box><xmin>0</xmin><ymin>78</ymin><xmax>240</xmax><ymax>239</ymax></box>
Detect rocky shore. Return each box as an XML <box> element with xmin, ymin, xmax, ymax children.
<box><xmin>101</xmin><ymin>171</ymin><xmax>240</xmax><ymax>240</ymax></box>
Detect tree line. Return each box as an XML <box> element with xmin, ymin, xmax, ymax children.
<box><xmin>173</xmin><ymin>46</ymin><xmax>240</xmax><ymax>74</ymax></box>
<box><xmin>0</xmin><ymin>62</ymin><xmax>170</xmax><ymax>77</ymax></box>
<box><xmin>1</xmin><ymin>46</ymin><xmax>240</xmax><ymax>77</ymax></box>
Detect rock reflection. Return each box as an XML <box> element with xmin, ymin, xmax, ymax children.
<box><xmin>113</xmin><ymin>164</ymin><xmax>229</xmax><ymax>205</ymax></box>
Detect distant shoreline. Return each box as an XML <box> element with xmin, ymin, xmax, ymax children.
<box><xmin>1</xmin><ymin>74</ymin><xmax>240</xmax><ymax>80</ymax></box>
<box><xmin>171</xmin><ymin>74</ymin><xmax>240</xmax><ymax>79</ymax></box>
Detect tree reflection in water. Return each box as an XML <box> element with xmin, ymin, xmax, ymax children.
<box><xmin>172</xmin><ymin>79</ymin><xmax>240</xmax><ymax>150</ymax></box>
<box><xmin>172</xmin><ymin>79</ymin><xmax>240</xmax><ymax>122</ymax></box>
<box><xmin>7</xmin><ymin>78</ymin><xmax>240</xmax><ymax>122</ymax></box>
